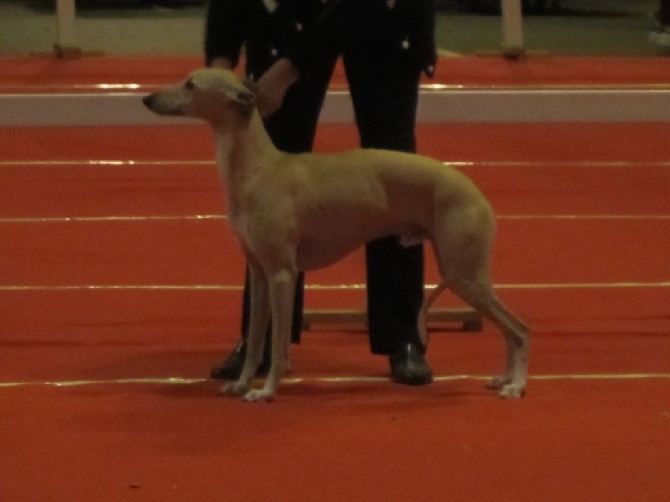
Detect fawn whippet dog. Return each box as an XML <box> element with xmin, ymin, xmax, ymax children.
<box><xmin>143</xmin><ymin>69</ymin><xmax>530</xmax><ymax>402</ymax></box>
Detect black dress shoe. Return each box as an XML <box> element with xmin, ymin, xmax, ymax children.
<box><xmin>389</xmin><ymin>343</ymin><xmax>433</xmax><ymax>386</ymax></box>
<box><xmin>210</xmin><ymin>339</ymin><xmax>271</xmax><ymax>380</ymax></box>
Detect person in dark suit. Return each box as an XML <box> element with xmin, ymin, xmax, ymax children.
<box><xmin>205</xmin><ymin>0</ymin><xmax>437</xmax><ymax>385</ymax></box>
<box><xmin>650</xmin><ymin>0</ymin><xmax>670</xmax><ymax>45</ymax></box>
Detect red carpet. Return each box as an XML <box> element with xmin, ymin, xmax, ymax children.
<box><xmin>1</xmin><ymin>57</ymin><xmax>669</xmax><ymax>501</ymax></box>
<box><xmin>2</xmin><ymin>55</ymin><xmax>670</xmax><ymax>88</ymax></box>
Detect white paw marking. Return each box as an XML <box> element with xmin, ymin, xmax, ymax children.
<box><xmin>243</xmin><ymin>389</ymin><xmax>275</xmax><ymax>402</ymax></box>
<box><xmin>221</xmin><ymin>381</ymin><xmax>248</xmax><ymax>396</ymax></box>
<box><xmin>499</xmin><ymin>383</ymin><xmax>526</xmax><ymax>399</ymax></box>
<box><xmin>486</xmin><ymin>375</ymin><xmax>510</xmax><ymax>390</ymax></box>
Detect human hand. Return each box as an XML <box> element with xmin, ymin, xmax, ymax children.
<box><xmin>209</xmin><ymin>57</ymin><xmax>234</xmax><ymax>70</ymax></box>
<box><xmin>255</xmin><ymin>59</ymin><xmax>300</xmax><ymax>118</ymax></box>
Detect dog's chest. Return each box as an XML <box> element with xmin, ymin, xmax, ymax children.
<box><xmin>228</xmin><ymin>211</ymin><xmax>252</xmax><ymax>247</ymax></box>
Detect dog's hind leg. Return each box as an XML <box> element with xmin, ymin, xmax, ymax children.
<box><xmin>433</xmin><ymin>211</ymin><xmax>529</xmax><ymax>398</ymax></box>
<box><xmin>243</xmin><ymin>267</ymin><xmax>296</xmax><ymax>402</ymax></box>
<box><xmin>476</xmin><ymin>290</ymin><xmax>529</xmax><ymax>398</ymax></box>
<box><xmin>222</xmin><ymin>263</ymin><xmax>270</xmax><ymax>397</ymax></box>
<box><xmin>450</xmin><ymin>275</ymin><xmax>530</xmax><ymax>398</ymax></box>
<box><xmin>417</xmin><ymin>281</ymin><xmax>448</xmax><ymax>350</ymax></box>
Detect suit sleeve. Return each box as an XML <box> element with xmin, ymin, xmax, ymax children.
<box><xmin>204</xmin><ymin>0</ymin><xmax>252</xmax><ymax>68</ymax></box>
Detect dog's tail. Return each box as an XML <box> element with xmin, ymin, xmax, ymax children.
<box><xmin>417</xmin><ymin>281</ymin><xmax>449</xmax><ymax>350</ymax></box>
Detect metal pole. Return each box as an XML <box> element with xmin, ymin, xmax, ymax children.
<box><xmin>500</xmin><ymin>0</ymin><xmax>525</xmax><ymax>58</ymax></box>
<box><xmin>55</xmin><ymin>0</ymin><xmax>79</xmax><ymax>55</ymax></box>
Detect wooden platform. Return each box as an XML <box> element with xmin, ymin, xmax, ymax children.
<box><xmin>303</xmin><ymin>308</ymin><xmax>483</xmax><ymax>332</ymax></box>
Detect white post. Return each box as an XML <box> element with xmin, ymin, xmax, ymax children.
<box><xmin>55</xmin><ymin>0</ymin><xmax>79</xmax><ymax>55</ymax></box>
<box><xmin>500</xmin><ymin>0</ymin><xmax>525</xmax><ymax>58</ymax></box>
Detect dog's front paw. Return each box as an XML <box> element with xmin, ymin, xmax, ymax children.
<box><xmin>243</xmin><ymin>389</ymin><xmax>275</xmax><ymax>403</ymax></box>
<box><xmin>221</xmin><ymin>381</ymin><xmax>248</xmax><ymax>397</ymax></box>
<box><xmin>486</xmin><ymin>376</ymin><xmax>526</xmax><ymax>398</ymax></box>
<box><xmin>498</xmin><ymin>383</ymin><xmax>526</xmax><ymax>399</ymax></box>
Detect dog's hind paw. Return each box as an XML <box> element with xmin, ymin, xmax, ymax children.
<box><xmin>243</xmin><ymin>389</ymin><xmax>275</xmax><ymax>403</ymax></box>
<box><xmin>486</xmin><ymin>375</ymin><xmax>510</xmax><ymax>390</ymax></box>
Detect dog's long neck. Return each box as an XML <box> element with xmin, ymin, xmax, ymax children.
<box><xmin>213</xmin><ymin>110</ymin><xmax>281</xmax><ymax>217</ymax></box>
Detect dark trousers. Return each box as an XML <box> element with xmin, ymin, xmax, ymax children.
<box><xmin>343</xmin><ymin>29</ymin><xmax>425</xmax><ymax>355</ymax></box>
<box><xmin>241</xmin><ymin>14</ymin><xmax>426</xmax><ymax>356</ymax></box>
<box><xmin>661</xmin><ymin>0</ymin><xmax>670</xmax><ymax>24</ymax></box>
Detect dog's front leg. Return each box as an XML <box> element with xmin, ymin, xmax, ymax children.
<box><xmin>222</xmin><ymin>264</ymin><xmax>270</xmax><ymax>397</ymax></box>
<box><xmin>243</xmin><ymin>268</ymin><xmax>296</xmax><ymax>402</ymax></box>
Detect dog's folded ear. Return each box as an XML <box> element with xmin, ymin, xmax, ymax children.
<box><xmin>243</xmin><ymin>78</ymin><xmax>259</xmax><ymax>96</ymax></box>
<box><xmin>225</xmin><ymin>79</ymin><xmax>257</xmax><ymax>117</ymax></box>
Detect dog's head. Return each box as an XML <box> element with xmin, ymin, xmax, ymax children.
<box><xmin>143</xmin><ymin>69</ymin><xmax>256</xmax><ymax>125</ymax></box>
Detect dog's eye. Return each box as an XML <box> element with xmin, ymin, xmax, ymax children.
<box><xmin>185</xmin><ymin>78</ymin><xmax>196</xmax><ymax>90</ymax></box>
